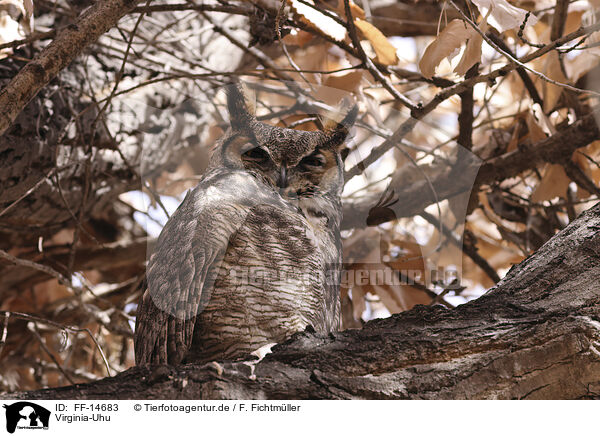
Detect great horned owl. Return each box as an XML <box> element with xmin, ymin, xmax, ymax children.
<box><xmin>134</xmin><ymin>84</ymin><xmax>357</xmax><ymax>365</ymax></box>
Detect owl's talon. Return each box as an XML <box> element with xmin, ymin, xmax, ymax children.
<box><xmin>250</xmin><ymin>342</ymin><xmax>277</xmax><ymax>361</ymax></box>
<box><xmin>208</xmin><ymin>361</ymin><xmax>224</xmax><ymax>376</ymax></box>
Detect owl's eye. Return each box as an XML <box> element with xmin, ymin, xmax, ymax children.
<box><xmin>243</xmin><ymin>147</ymin><xmax>270</xmax><ymax>164</ymax></box>
<box><xmin>300</xmin><ymin>153</ymin><xmax>326</xmax><ymax>168</ymax></box>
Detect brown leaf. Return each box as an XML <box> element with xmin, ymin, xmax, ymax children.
<box><xmin>419</xmin><ymin>20</ymin><xmax>476</xmax><ymax>78</ymax></box>
<box><xmin>385</xmin><ymin>240</ymin><xmax>425</xmax><ymax>274</ymax></box>
<box><xmin>288</xmin><ymin>0</ymin><xmax>347</xmax><ymax>41</ymax></box>
<box><xmin>531</xmin><ymin>163</ymin><xmax>571</xmax><ymax>202</ymax></box>
<box><xmin>470</xmin><ymin>0</ymin><xmax>537</xmax><ymax>33</ymax></box>
<box><xmin>354</xmin><ymin>18</ymin><xmax>398</xmax><ymax>66</ymax></box>
<box><xmin>542</xmin><ymin>51</ymin><xmax>568</xmax><ymax>112</ymax></box>
<box><xmin>324</xmin><ymin>70</ymin><xmax>364</xmax><ymax>93</ymax></box>
<box><xmin>365</xmin><ymin>282</ymin><xmax>430</xmax><ymax>314</ymax></box>
<box><xmin>564</xmin><ymin>9</ymin><xmax>584</xmax><ymax>35</ymax></box>
<box><xmin>566</xmin><ymin>48</ymin><xmax>600</xmax><ymax>83</ymax></box>
<box><xmin>525</xmin><ymin>111</ymin><xmax>547</xmax><ymax>143</ymax></box>
<box><xmin>572</xmin><ymin>143</ymin><xmax>600</xmax><ymax>199</ymax></box>
<box><xmin>350</xmin><ymin>284</ymin><xmax>366</xmax><ymax>320</ymax></box>
<box><xmin>282</xmin><ymin>30</ymin><xmax>314</xmax><ymax>47</ymax></box>
<box><xmin>454</xmin><ymin>29</ymin><xmax>483</xmax><ymax>76</ymax></box>
<box><xmin>506</xmin><ymin>122</ymin><xmax>521</xmax><ymax>152</ymax></box>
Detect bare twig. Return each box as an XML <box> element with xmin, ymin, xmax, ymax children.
<box><xmin>345</xmin><ymin>117</ymin><xmax>418</xmax><ymax>181</ymax></box>
<box><xmin>420</xmin><ymin>211</ymin><xmax>501</xmax><ymax>283</ymax></box>
<box><xmin>486</xmin><ymin>32</ymin><xmax>543</xmax><ymax>107</ymax></box>
<box><xmin>132</xmin><ymin>2</ymin><xmax>253</xmax><ymax>15</ymax></box>
<box><xmin>413</xmin><ymin>20</ymin><xmax>600</xmax><ymax>119</ymax></box>
<box><xmin>0</xmin><ymin>168</ymin><xmax>56</xmax><ymax>218</ymax></box>
<box><xmin>449</xmin><ymin>0</ymin><xmax>600</xmax><ymax>97</ymax></box>
<box><xmin>564</xmin><ymin>160</ymin><xmax>600</xmax><ymax>197</ymax></box>
<box><xmin>0</xmin><ymin>0</ymin><xmax>148</xmax><ymax>135</ymax></box>
<box><xmin>342</xmin><ymin>108</ymin><xmax>600</xmax><ymax>228</ymax></box>
<box><xmin>457</xmin><ymin>64</ymin><xmax>478</xmax><ymax>151</ymax></box>
<box><xmin>1</xmin><ymin>311</ymin><xmax>112</xmax><ymax>377</ymax></box>
<box><xmin>550</xmin><ymin>0</ymin><xmax>569</xmax><ymax>41</ymax></box>
<box><xmin>28</xmin><ymin>322</ymin><xmax>76</xmax><ymax>385</ymax></box>
<box><xmin>0</xmin><ymin>248</ymin><xmax>87</xmax><ymax>295</ymax></box>
<box><xmin>275</xmin><ymin>0</ymin><xmax>314</xmax><ymax>89</ymax></box>
<box><xmin>0</xmin><ymin>30</ymin><xmax>56</xmax><ymax>51</ymax></box>
<box><xmin>343</xmin><ymin>0</ymin><xmax>418</xmax><ymax>112</ymax></box>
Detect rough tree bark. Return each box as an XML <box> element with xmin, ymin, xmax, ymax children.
<box><xmin>3</xmin><ymin>201</ymin><xmax>599</xmax><ymax>400</ymax></box>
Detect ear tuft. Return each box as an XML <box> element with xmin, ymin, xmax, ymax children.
<box><xmin>225</xmin><ymin>82</ymin><xmax>255</xmax><ymax>129</ymax></box>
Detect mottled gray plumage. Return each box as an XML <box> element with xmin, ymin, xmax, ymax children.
<box><xmin>134</xmin><ymin>84</ymin><xmax>357</xmax><ymax>365</ymax></box>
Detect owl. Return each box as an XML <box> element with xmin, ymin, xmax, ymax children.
<box><xmin>134</xmin><ymin>83</ymin><xmax>357</xmax><ymax>365</ymax></box>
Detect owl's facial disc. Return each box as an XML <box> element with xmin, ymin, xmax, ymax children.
<box><xmin>281</xmin><ymin>148</ymin><xmax>342</xmax><ymax>200</ymax></box>
<box><xmin>225</xmin><ymin>133</ymin><xmax>343</xmax><ymax>200</ymax></box>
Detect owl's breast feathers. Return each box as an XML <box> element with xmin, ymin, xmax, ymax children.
<box><xmin>135</xmin><ymin>169</ymin><xmax>342</xmax><ymax>365</ymax></box>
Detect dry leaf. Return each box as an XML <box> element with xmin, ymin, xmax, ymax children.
<box><xmin>22</xmin><ymin>0</ymin><xmax>32</xmax><ymax>32</ymax></box>
<box><xmin>419</xmin><ymin>20</ymin><xmax>476</xmax><ymax>78</ymax></box>
<box><xmin>354</xmin><ymin>18</ymin><xmax>398</xmax><ymax>66</ymax></box>
<box><xmin>454</xmin><ymin>31</ymin><xmax>483</xmax><ymax>76</ymax></box>
<box><xmin>506</xmin><ymin>121</ymin><xmax>521</xmax><ymax>152</ymax></box>
<box><xmin>564</xmin><ymin>9</ymin><xmax>584</xmax><ymax>35</ymax></box>
<box><xmin>478</xmin><ymin>190</ymin><xmax>510</xmax><ymax>229</ymax></box>
<box><xmin>531</xmin><ymin>163</ymin><xmax>571</xmax><ymax>202</ymax></box>
<box><xmin>525</xmin><ymin>111</ymin><xmax>547</xmax><ymax>143</ymax></box>
<box><xmin>572</xmin><ymin>152</ymin><xmax>592</xmax><ymax>199</ymax></box>
<box><xmin>566</xmin><ymin>47</ymin><xmax>600</xmax><ymax>83</ymax></box>
<box><xmin>288</xmin><ymin>0</ymin><xmax>347</xmax><ymax>41</ymax></box>
<box><xmin>454</xmin><ymin>17</ymin><xmax>488</xmax><ymax>76</ymax></box>
<box><xmin>343</xmin><ymin>227</ymin><xmax>384</xmax><ymax>264</ymax></box>
<box><xmin>471</xmin><ymin>0</ymin><xmax>537</xmax><ymax>33</ymax></box>
<box><xmin>154</xmin><ymin>162</ymin><xmax>198</xmax><ymax>196</ymax></box>
<box><xmin>282</xmin><ymin>29</ymin><xmax>314</xmax><ymax>47</ymax></box>
<box><xmin>542</xmin><ymin>51</ymin><xmax>568</xmax><ymax>112</ymax></box>
<box><xmin>385</xmin><ymin>240</ymin><xmax>425</xmax><ymax>273</ymax></box>
<box><xmin>324</xmin><ymin>70</ymin><xmax>364</xmax><ymax>93</ymax></box>
<box><xmin>365</xmin><ymin>282</ymin><xmax>430</xmax><ymax>313</ymax></box>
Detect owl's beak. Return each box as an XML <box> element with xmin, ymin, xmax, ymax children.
<box><xmin>277</xmin><ymin>165</ymin><xmax>288</xmax><ymax>189</ymax></box>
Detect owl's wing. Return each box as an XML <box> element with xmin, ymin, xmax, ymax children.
<box><xmin>134</xmin><ymin>171</ymin><xmax>281</xmax><ymax>365</ymax></box>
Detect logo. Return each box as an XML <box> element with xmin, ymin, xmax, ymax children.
<box><xmin>2</xmin><ymin>402</ymin><xmax>50</xmax><ymax>433</ymax></box>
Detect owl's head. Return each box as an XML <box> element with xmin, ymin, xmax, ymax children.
<box><xmin>214</xmin><ymin>84</ymin><xmax>357</xmax><ymax>201</ymax></box>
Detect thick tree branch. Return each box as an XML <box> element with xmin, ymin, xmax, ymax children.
<box><xmin>475</xmin><ymin>110</ymin><xmax>600</xmax><ymax>185</ymax></box>
<box><xmin>0</xmin><ymin>0</ymin><xmax>147</xmax><ymax>136</ymax></box>
<box><xmin>342</xmin><ymin>110</ymin><xmax>600</xmax><ymax>229</ymax></box>
<box><xmin>4</xmin><ymin>202</ymin><xmax>599</xmax><ymax>400</ymax></box>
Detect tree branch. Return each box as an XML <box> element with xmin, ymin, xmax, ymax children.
<box><xmin>4</xmin><ymin>202</ymin><xmax>599</xmax><ymax>400</ymax></box>
<box><xmin>342</xmin><ymin>109</ymin><xmax>600</xmax><ymax>229</ymax></box>
<box><xmin>0</xmin><ymin>0</ymin><xmax>147</xmax><ymax>136</ymax></box>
